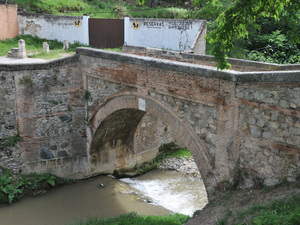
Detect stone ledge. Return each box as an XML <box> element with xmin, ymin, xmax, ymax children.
<box><xmin>77</xmin><ymin>47</ymin><xmax>300</xmax><ymax>83</ymax></box>
<box><xmin>77</xmin><ymin>47</ymin><xmax>236</xmax><ymax>81</ymax></box>
<box><xmin>122</xmin><ymin>45</ymin><xmax>300</xmax><ymax>72</ymax></box>
<box><xmin>0</xmin><ymin>54</ymin><xmax>79</xmax><ymax>71</ymax></box>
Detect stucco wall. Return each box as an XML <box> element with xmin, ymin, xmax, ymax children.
<box><xmin>0</xmin><ymin>4</ymin><xmax>18</xmax><ymax>40</ymax></box>
<box><xmin>124</xmin><ymin>17</ymin><xmax>206</xmax><ymax>54</ymax></box>
<box><xmin>18</xmin><ymin>12</ymin><xmax>89</xmax><ymax>44</ymax></box>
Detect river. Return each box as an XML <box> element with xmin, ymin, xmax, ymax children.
<box><xmin>0</xmin><ymin>170</ymin><xmax>207</xmax><ymax>225</ymax></box>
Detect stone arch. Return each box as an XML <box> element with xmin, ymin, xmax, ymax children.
<box><xmin>87</xmin><ymin>92</ymin><xmax>217</xmax><ymax>196</ymax></box>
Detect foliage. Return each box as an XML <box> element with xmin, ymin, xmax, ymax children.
<box><xmin>110</xmin><ymin>2</ymin><xmax>127</xmax><ymax>19</ymax></box>
<box><xmin>168</xmin><ymin>148</ymin><xmax>192</xmax><ymax>159</ymax></box>
<box><xmin>114</xmin><ymin>143</ymin><xmax>192</xmax><ymax>178</ymax></box>
<box><xmin>245</xmin><ymin>28</ymin><xmax>300</xmax><ymax>64</ymax></box>
<box><xmin>68</xmin><ymin>211</ymin><xmax>190</xmax><ymax>225</ymax></box>
<box><xmin>157</xmin><ymin>143</ymin><xmax>192</xmax><ymax>160</ymax></box>
<box><xmin>14</xmin><ymin>0</ymin><xmax>187</xmax><ymax>19</ymax></box>
<box><xmin>0</xmin><ymin>167</ymin><xmax>73</xmax><ymax>205</ymax></box>
<box><xmin>16</xmin><ymin>0</ymin><xmax>87</xmax><ymax>13</ymax></box>
<box><xmin>19</xmin><ymin>75</ymin><xmax>34</xmax><ymax>87</ymax></box>
<box><xmin>204</xmin><ymin>0</ymin><xmax>300</xmax><ymax>69</ymax></box>
<box><xmin>83</xmin><ymin>90</ymin><xmax>92</xmax><ymax>102</ymax></box>
<box><xmin>1</xmin><ymin>134</ymin><xmax>23</xmax><ymax>147</ymax></box>
<box><xmin>234</xmin><ymin>195</ymin><xmax>300</xmax><ymax>224</ymax></box>
<box><xmin>217</xmin><ymin>208</ymin><xmax>232</xmax><ymax>225</ymax></box>
<box><xmin>129</xmin><ymin>7</ymin><xmax>186</xmax><ymax>19</ymax></box>
<box><xmin>0</xmin><ymin>171</ymin><xmax>22</xmax><ymax>204</ymax></box>
<box><xmin>191</xmin><ymin>0</ymin><xmax>233</xmax><ymax>21</ymax></box>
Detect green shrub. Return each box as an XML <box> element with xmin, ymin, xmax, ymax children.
<box><xmin>16</xmin><ymin>0</ymin><xmax>87</xmax><ymax>13</ymax></box>
<box><xmin>0</xmin><ymin>167</ymin><xmax>73</xmax><ymax>205</ymax></box>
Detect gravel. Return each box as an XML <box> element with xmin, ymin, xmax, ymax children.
<box><xmin>157</xmin><ymin>157</ymin><xmax>201</xmax><ymax>180</ymax></box>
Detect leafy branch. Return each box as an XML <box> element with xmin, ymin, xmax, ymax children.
<box><xmin>206</xmin><ymin>0</ymin><xmax>298</xmax><ymax>69</ymax></box>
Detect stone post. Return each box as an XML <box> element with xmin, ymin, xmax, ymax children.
<box><xmin>18</xmin><ymin>39</ymin><xmax>27</xmax><ymax>59</ymax></box>
<box><xmin>43</xmin><ymin>42</ymin><xmax>50</xmax><ymax>53</ymax></box>
<box><xmin>62</xmin><ymin>40</ymin><xmax>69</xmax><ymax>51</ymax></box>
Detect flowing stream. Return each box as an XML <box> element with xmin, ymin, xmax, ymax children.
<box><xmin>0</xmin><ymin>170</ymin><xmax>207</xmax><ymax>225</ymax></box>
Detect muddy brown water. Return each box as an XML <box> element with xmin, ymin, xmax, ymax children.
<box><xmin>0</xmin><ymin>170</ymin><xmax>207</xmax><ymax>225</ymax></box>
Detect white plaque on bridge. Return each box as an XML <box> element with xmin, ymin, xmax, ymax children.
<box><xmin>139</xmin><ymin>98</ymin><xmax>146</xmax><ymax>111</ymax></box>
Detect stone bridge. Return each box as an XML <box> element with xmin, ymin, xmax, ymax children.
<box><xmin>0</xmin><ymin>47</ymin><xmax>300</xmax><ymax>198</ymax></box>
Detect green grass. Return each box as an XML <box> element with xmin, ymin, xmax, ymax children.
<box><xmin>102</xmin><ymin>47</ymin><xmax>122</xmax><ymax>52</ymax></box>
<box><xmin>0</xmin><ymin>35</ymin><xmax>76</xmax><ymax>57</ymax></box>
<box><xmin>114</xmin><ymin>143</ymin><xmax>192</xmax><ymax>178</ymax></box>
<box><xmin>167</xmin><ymin>148</ymin><xmax>192</xmax><ymax>159</ymax></box>
<box><xmin>0</xmin><ymin>35</ymin><xmax>121</xmax><ymax>60</ymax></box>
<box><xmin>217</xmin><ymin>195</ymin><xmax>300</xmax><ymax>225</ymax></box>
<box><xmin>68</xmin><ymin>211</ymin><xmax>189</xmax><ymax>225</ymax></box>
<box><xmin>28</xmin><ymin>49</ymin><xmax>73</xmax><ymax>60</ymax></box>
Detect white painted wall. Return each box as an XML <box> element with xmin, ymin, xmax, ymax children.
<box><xmin>124</xmin><ymin>17</ymin><xmax>206</xmax><ymax>54</ymax></box>
<box><xmin>18</xmin><ymin>12</ymin><xmax>89</xmax><ymax>45</ymax></box>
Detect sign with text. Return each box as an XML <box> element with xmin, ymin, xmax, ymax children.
<box><xmin>124</xmin><ymin>18</ymin><xmax>206</xmax><ymax>53</ymax></box>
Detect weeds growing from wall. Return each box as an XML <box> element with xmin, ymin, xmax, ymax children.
<box><xmin>1</xmin><ymin>134</ymin><xmax>23</xmax><ymax>147</ymax></box>
<box><xmin>83</xmin><ymin>90</ymin><xmax>92</xmax><ymax>102</ymax></box>
<box><xmin>19</xmin><ymin>75</ymin><xmax>34</xmax><ymax>87</ymax></box>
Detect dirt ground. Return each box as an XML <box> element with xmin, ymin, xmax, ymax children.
<box><xmin>185</xmin><ymin>179</ymin><xmax>300</xmax><ymax>225</ymax></box>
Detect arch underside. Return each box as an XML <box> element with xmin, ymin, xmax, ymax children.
<box><xmin>90</xmin><ymin>108</ymin><xmax>146</xmax><ymax>168</ymax></box>
<box><xmin>88</xmin><ymin>92</ymin><xmax>217</xmax><ymax>196</ymax></box>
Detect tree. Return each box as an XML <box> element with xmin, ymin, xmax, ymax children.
<box><xmin>201</xmin><ymin>0</ymin><xmax>300</xmax><ymax>69</ymax></box>
<box><xmin>136</xmin><ymin>0</ymin><xmax>157</xmax><ymax>8</ymax></box>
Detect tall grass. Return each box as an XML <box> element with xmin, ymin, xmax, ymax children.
<box><xmin>68</xmin><ymin>212</ymin><xmax>189</xmax><ymax>225</ymax></box>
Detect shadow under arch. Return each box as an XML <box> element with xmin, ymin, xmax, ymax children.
<box><xmin>87</xmin><ymin>92</ymin><xmax>217</xmax><ymax>197</ymax></box>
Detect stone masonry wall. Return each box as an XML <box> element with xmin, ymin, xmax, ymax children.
<box><xmin>80</xmin><ymin>53</ymin><xmax>220</xmax><ymax>170</ymax></box>
<box><xmin>237</xmin><ymin>83</ymin><xmax>300</xmax><ymax>186</ymax></box>
<box><xmin>78</xmin><ymin>48</ymin><xmax>300</xmax><ymax>190</ymax></box>
<box><xmin>1</xmin><ymin>48</ymin><xmax>299</xmax><ymax>193</ymax></box>
<box><xmin>0</xmin><ymin>71</ymin><xmax>19</xmax><ymax>172</ymax></box>
<box><xmin>0</xmin><ymin>56</ymin><xmax>87</xmax><ymax>177</ymax></box>
<box><xmin>0</xmin><ymin>72</ymin><xmax>18</xmax><ymax>138</ymax></box>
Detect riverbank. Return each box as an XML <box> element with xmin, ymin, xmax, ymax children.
<box><xmin>0</xmin><ymin>167</ymin><xmax>74</xmax><ymax>205</ymax></box>
<box><xmin>155</xmin><ymin>155</ymin><xmax>300</xmax><ymax>224</ymax></box>
<box><xmin>2</xmin><ymin>151</ymin><xmax>299</xmax><ymax>225</ymax></box>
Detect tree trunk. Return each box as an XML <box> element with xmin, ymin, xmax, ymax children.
<box><xmin>150</xmin><ymin>0</ymin><xmax>157</xmax><ymax>8</ymax></box>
